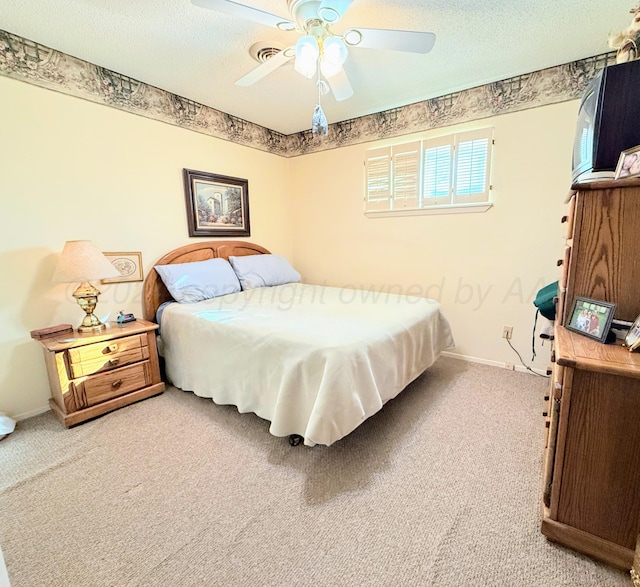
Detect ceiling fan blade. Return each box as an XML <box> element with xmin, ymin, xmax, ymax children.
<box><xmin>235</xmin><ymin>47</ymin><xmax>295</xmax><ymax>87</ymax></box>
<box><xmin>191</xmin><ymin>0</ymin><xmax>295</xmax><ymax>30</ymax></box>
<box><xmin>347</xmin><ymin>28</ymin><xmax>436</xmax><ymax>54</ymax></box>
<box><xmin>327</xmin><ymin>68</ymin><xmax>354</xmax><ymax>102</ymax></box>
<box><xmin>317</xmin><ymin>0</ymin><xmax>353</xmax><ymax>23</ymax></box>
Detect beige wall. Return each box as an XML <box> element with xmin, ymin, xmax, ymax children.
<box><xmin>289</xmin><ymin>103</ymin><xmax>576</xmax><ymax>372</ymax></box>
<box><xmin>0</xmin><ymin>76</ymin><xmax>292</xmax><ymax>418</ymax></box>
<box><xmin>1</xmin><ymin>73</ymin><xmax>578</xmax><ymax>419</ymax></box>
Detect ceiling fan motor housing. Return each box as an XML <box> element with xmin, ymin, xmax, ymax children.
<box><xmin>288</xmin><ymin>0</ymin><xmax>327</xmax><ymax>29</ymax></box>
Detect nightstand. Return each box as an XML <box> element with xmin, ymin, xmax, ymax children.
<box><xmin>32</xmin><ymin>319</ymin><xmax>165</xmax><ymax>427</ymax></box>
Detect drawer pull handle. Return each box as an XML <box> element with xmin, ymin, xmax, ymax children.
<box><xmin>561</xmin><ymin>215</ymin><xmax>568</xmax><ymax>223</ymax></box>
<box><xmin>557</xmin><ymin>259</ymin><xmax>563</xmax><ymax>266</ymax></box>
<box><xmin>109</xmin><ymin>358</ymin><xmax>120</xmax><ymax>367</ymax></box>
<box><xmin>111</xmin><ymin>379</ymin><xmax>123</xmax><ymax>389</ymax></box>
<box><xmin>107</xmin><ymin>344</ymin><xmax>118</xmax><ymax>353</ymax></box>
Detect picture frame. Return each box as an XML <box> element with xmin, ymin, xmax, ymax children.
<box><xmin>623</xmin><ymin>314</ymin><xmax>640</xmax><ymax>352</ymax></box>
<box><xmin>566</xmin><ymin>296</ymin><xmax>616</xmax><ymax>343</ymax></box>
<box><xmin>614</xmin><ymin>145</ymin><xmax>640</xmax><ymax>179</ymax></box>
<box><xmin>101</xmin><ymin>252</ymin><xmax>143</xmax><ymax>283</ymax></box>
<box><xmin>183</xmin><ymin>168</ymin><xmax>250</xmax><ymax>237</ymax></box>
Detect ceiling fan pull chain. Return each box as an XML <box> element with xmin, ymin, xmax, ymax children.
<box><xmin>312</xmin><ymin>61</ymin><xmax>329</xmax><ymax>136</ymax></box>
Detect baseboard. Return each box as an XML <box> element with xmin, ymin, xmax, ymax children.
<box><xmin>13</xmin><ymin>405</ymin><xmax>50</xmax><ymax>422</ymax></box>
<box><xmin>441</xmin><ymin>350</ymin><xmax>547</xmax><ymax>376</ymax></box>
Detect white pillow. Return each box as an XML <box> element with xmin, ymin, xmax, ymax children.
<box><xmin>229</xmin><ymin>254</ymin><xmax>301</xmax><ymax>290</ymax></box>
<box><xmin>154</xmin><ymin>258</ymin><xmax>241</xmax><ymax>303</ymax></box>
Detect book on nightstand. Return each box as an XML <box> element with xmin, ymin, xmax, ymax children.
<box><xmin>30</xmin><ymin>324</ymin><xmax>74</xmax><ymax>340</ymax></box>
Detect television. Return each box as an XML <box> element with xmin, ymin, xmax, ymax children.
<box><xmin>572</xmin><ymin>59</ymin><xmax>640</xmax><ymax>184</ymax></box>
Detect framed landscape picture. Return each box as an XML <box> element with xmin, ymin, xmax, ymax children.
<box><xmin>183</xmin><ymin>168</ymin><xmax>250</xmax><ymax>237</ymax></box>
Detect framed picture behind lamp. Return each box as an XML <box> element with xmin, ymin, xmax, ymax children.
<box><xmin>101</xmin><ymin>252</ymin><xmax>143</xmax><ymax>283</ymax></box>
<box><xmin>566</xmin><ymin>296</ymin><xmax>616</xmax><ymax>343</ymax></box>
<box><xmin>183</xmin><ymin>168</ymin><xmax>250</xmax><ymax>237</ymax></box>
<box><xmin>614</xmin><ymin>144</ymin><xmax>640</xmax><ymax>179</ymax></box>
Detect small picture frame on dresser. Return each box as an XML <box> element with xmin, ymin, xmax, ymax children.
<box><xmin>566</xmin><ymin>296</ymin><xmax>616</xmax><ymax>343</ymax></box>
<box><xmin>614</xmin><ymin>145</ymin><xmax>640</xmax><ymax>179</ymax></box>
<box><xmin>623</xmin><ymin>314</ymin><xmax>640</xmax><ymax>352</ymax></box>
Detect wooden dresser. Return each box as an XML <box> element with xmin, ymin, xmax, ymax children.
<box><xmin>542</xmin><ymin>178</ymin><xmax>640</xmax><ymax>570</ymax></box>
<box><xmin>33</xmin><ymin>319</ymin><xmax>164</xmax><ymax>427</ymax></box>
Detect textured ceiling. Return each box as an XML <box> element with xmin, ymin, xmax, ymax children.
<box><xmin>0</xmin><ymin>0</ymin><xmax>634</xmax><ymax>134</ymax></box>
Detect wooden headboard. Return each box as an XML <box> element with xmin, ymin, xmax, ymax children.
<box><xmin>142</xmin><ymin>240</ymin><xmax>270</xmax><ymax>321</ymax></box>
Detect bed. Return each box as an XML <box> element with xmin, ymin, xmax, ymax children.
<box><xmin>143</xmin><ymin>241</ymin><xmax>454</xmax><ymax>446</ymax></box>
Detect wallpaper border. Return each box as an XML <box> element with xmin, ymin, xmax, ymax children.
<box><xmin>0</xmin><ymin>29</ymin><xmax>616</xmax><ymax>158</ymax></box>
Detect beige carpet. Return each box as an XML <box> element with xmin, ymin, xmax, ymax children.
<box><xmin>0</xmin><ymin>358</ymin><xmax>631</xmax><ymax>586</ymax></box>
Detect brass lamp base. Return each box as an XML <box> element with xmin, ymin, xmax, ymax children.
<box><xmin>73</xmin><ymin>281</ymin><xmax>107</xmax><ymax>332</ymax></box>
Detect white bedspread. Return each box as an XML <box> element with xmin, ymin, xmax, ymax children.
<box><xmin>160</xmin><ymin>283</ymin><xmax>454</xmax><ymax>446</ymax></box>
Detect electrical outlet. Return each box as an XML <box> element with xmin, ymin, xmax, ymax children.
<box><xmin>502</xmin><ymin>326</ymin><xmax>513</xmax><ymax>339</ymax></box>
<box><xmin>505</xmin><ymin>362</ymin><xmax>515</xmax><ymax>370</ymax></box>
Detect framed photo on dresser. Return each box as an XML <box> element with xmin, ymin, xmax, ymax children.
<box><xmin>623</xmin><ymin>314</ymin><xmax>640</xmax><ymax>352</ymax></box>
<box><xmin>614</xmin><ymin>145</ymin><xmax>640</xmax><ymax>179</ymax></box>
<box><xmin>566</xmin><ymin>296</ymin><xmax>616</xmax><ymax>343</ymax></box>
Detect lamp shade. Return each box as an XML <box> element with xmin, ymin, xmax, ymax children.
<box><xmin>52</xmin><ymin>240</ymin><xmax>120</xmax><ymax>283</ymax></box>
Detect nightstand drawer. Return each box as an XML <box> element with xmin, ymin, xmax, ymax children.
<box><xmin>67</xmin><ymin>333</ymin><xmax>147</xmax><ymax>365</ymax></box>
<box><xmin>81</xmin><ymin>362</ymin><xmax>150</xmax><ymax>406</ymax></box>
<box><xmin>68</xmin><ymin>347</ymin><xmax>150</xmax><ymax>378</ymax></box>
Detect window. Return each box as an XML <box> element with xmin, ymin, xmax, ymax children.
<box><xmin>364</xmin><ymin>128</ymin><xmax>493</xmax><ymax>215</ymax></box>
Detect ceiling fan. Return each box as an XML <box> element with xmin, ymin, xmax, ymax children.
<box><xmin>191</xmin><ymin>0</ymin><xmax>436</xmax><ymax>104</ymax></box>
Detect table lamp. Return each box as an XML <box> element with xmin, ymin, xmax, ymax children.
<box><xmin>51</xmin><ymin>240</ymin><xmax>121</xmax><ymax>332</ymax></box>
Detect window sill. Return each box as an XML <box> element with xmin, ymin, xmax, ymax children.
<box><xmin>365</xmin><ymin>202</ymin><xmax>493</xmax><ymax>218</ymax></box>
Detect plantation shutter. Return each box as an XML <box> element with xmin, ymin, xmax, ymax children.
<box><xmin>365</xmin><ymin>127</ymin><xmax>493</xmax><ymax>215</ymax></box>
<box><xmin>421</xmin><ymin>135</ymin><xmax>453</xmax><ymax>206</ymax></box>
<box><xmin>453</xmin><ymin>128</ymin><xmax>493</xmax><ymax>204</ymax></box>
<box><xmin>392</xmin><ymin>141</ymin><xmax>420</xmax><ymax>209</ymax></box>
<box><xmin>365</xmin><ymin>147</ymin><xmax>391</xmax><ymax>211</ymax></box>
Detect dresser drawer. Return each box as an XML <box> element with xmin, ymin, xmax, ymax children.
<box><xmin>68</xmin><ymin>347</ymin><xmax>150</xmax><ymax>378</ymax></box>
<box><xmin>80</xmin><ymin>362</ymin><xmax>151</xmax><ymax>407</ymax></box>
<box><xmin>67</xmin><ymin>334</ymin><xmax>147</xmax><ymax>366</ymax></box>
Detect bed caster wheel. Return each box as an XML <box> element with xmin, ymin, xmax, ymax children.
<box><xmin>288</xmin><ymin>434</ymin><xmax>303</xmax><ymax>446</ymax></box>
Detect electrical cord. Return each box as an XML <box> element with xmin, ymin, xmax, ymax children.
<box><xmin>506</xmin><ymin>336</ymin><xmax>550</xmax><ymax>378</ymax></box>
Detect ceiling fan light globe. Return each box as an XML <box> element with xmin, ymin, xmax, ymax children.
<box><xmin>295</xmin><ymin>35</ymin><xmax>319</xmax><ymax>61</ymax></box>
<box><xmin>295</xmin><ymin>59</ymin><xmax>317</xmax><ymax>79</ymax></box>
<box><xmin>320</xmin><ymin>58</ymin><xmax>342</xmax><ymax>79</ymax></box>
<box><xmin>343</xmin><ymin>28</ymin><xmax>362</xmax><ymax>47</ymax></box>
<box><xmin>295</xmin><ymin>35</ymin><xmax>319</xmax><ymax>78</ymax></box>
<box><xmin>323</xmin><ymin>36</ymin><xmax>348</xmax><ymax>65</ymax></box>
